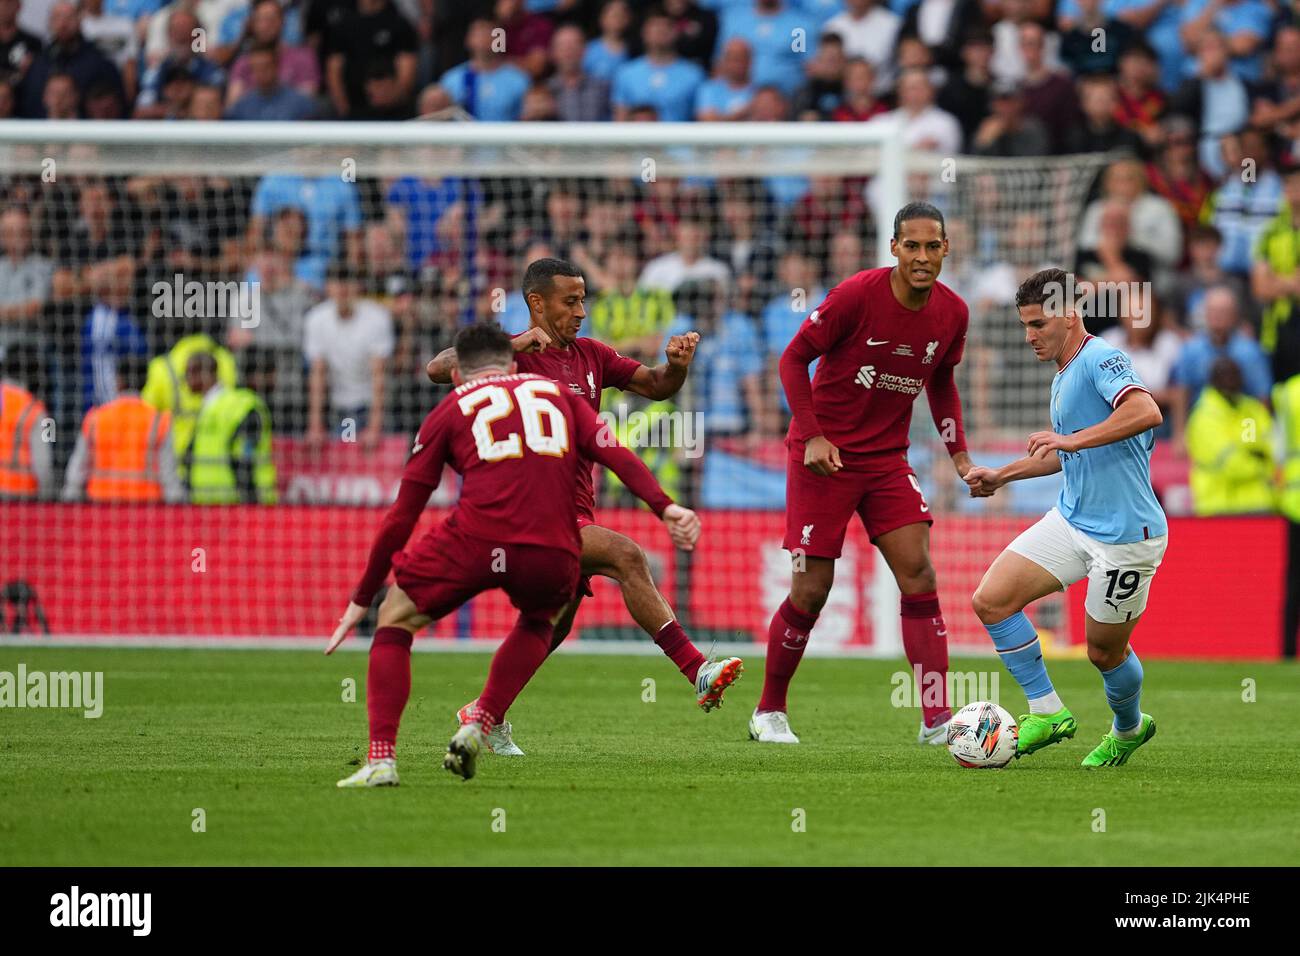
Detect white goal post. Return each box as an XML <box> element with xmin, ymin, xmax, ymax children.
<box><xmin>0</xmin><ymin>119</ymin><xmax>909</xmax><ymax>269</ymax></box>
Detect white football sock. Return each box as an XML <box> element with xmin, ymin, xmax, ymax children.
<box><xmin>1113</xmin><ymin>720</ymin><xmax>1142</xmax><ymax>740</ymax></box>
<box><xmin>1028</xmin><ymin>691</ymin><xmax>1065</xmax><ymax>715</ymax></box>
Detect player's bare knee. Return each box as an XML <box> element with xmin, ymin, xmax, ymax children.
<box><xmin>899</xmin><ymin>564</ymin><xmax>938</xmax><ymax>595</ymax></box>
<box><xmin>790</xmin><ymin>577</ymin><xmax>832</xmax><ymax>615</ymax></box>
<box><xmin>1086</xmin><ymin>642</ymin><xmax>1124</xmax><ymax>671</ymax></box>
<box><xmin>608</xmin><ymin>536</ymin><xmax>652</xmax><ymax>582</ymax></box>
<box><xmin>971</xmin><ymin>587</ymin><xmax>1014</xmax><ymax>625</ymax></box>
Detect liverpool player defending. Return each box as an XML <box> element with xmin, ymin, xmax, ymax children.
<box><xmin>426</xmin><ymin>258</ymin><xmax>741</xmax><ymax>756</ymax></box>
<box><xmin>752</xmin><ymin>202</ymin><xmax>974</xmax><ymax>745</ymax></box>
<box><xmin>328</xmin><ymin>323</ymin><xmax>703</xmax><ymax>786</ymax></box>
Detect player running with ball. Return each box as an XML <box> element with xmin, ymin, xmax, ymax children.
<box><xmin>964</xmin><ymin>268</ymin><xmax>1166</xmax><ymax>767</ymax></box>
<box><xmin>328</xmin><ymin>323</ymin><xmax>705</xmax><ymax>784</ymax></box>
<box><xmin>753</xmin><ymin>202</ymin><xmax>974</xmax><ymax>745</ymax></box>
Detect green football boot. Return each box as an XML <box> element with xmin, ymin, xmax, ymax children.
<box><xmin>1015</xmin><ymin>706</ymin><xmax>1077</xmax><ymax>757</ymax></box>
<box><xmin>1081</xmin><ymin>714</ymin><xmax>1156</xmax><ymax>768</ymax></box>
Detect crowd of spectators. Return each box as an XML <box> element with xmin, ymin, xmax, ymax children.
<box><xmin>2</xmin><ymin>0</ymin><xmax>1300</xmax><ymax>520</ymax></box>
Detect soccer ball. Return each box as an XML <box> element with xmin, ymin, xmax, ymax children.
<box><xmin>946</xmin><ymin>701</ymin><xmax>1018</xmax><ymax>769</ymax></box>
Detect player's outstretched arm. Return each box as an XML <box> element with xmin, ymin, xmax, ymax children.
<box><xmin>572</xmin><ymin>399</ymin><xmax>700</xmax><ymax>550</ymax></box>
<box><xmin>1026</xmin><ymin>389</ymin><xmax>1163</xmax><ymax>458</ymax></box>
<box><xmin>426</xmin><ymin>328</ymin><xmax>552</xmax><ymax>384</ymax></box>
<box><xmin>624</xmin><ymin>331</ymin><xmax>699</xmax><ymax>400</ymax></box>
<box><xmin>964</xmin><ymin>452</ymin><xmax>1062</xmax><ymax>497</ymax></box>
<box><xmin>326</xmin><ymin>478</ymin><xmax>435</xmax><ymax>654</ymax></box>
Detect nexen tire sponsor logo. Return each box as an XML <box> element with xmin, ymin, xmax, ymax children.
<box><xmin>856</xmin><ymin>366</ymin><xmax>924</xmax><ymax>395</ymax></box>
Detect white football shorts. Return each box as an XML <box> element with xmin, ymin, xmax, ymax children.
<box><xmin>1005</xmin><ymin>507</ymin><xmax>1167</xmax><ymax>625</ymax></box>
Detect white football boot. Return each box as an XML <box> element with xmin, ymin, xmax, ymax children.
<box><xmin>917</xmin><ymin>716</ymin><xmax>951</xmax><ymax>746</ymax></box>
<box><xmin>443</xmin><ymin>722</ymin><xmax>486</xmax><ymax>781</ymax></box>
<box><xmin>457</xmin><ymin>700</ymin><xmax>525</xmax><ymax>756</ymax></box>
<box><xmin>337</xmin><ymin>758</ymin><xmax>399</xmax><ymax>788</ymax></box>
<box><xmin>695</xmin><ymin>657</ymin><xmax>744</xmax><ymax>712</ymax></box>
<box><xmin>748</xmin><ymin>709</ymin><xmax>800</xmax><ymax>744</ymax></box>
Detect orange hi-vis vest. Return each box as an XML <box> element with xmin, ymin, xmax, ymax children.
<box><xmin>82</xmin><ymin>395</ymin><xmax>172</xmax><ymax>502</ymax></box>
<box><xmin>0</xmin><ymin>382</ymin><xmax>45</xmax><ymax>498</ymax></box>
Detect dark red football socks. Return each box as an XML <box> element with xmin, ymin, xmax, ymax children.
<box><xmin>900</xmin><ymin>591</ymin><xmax>951</xmax><ymax>728</ymax></box>
<box><xmin>474</xmin><ymin>615</ymin><xmax>555</xmax><ymax>730</ymax></box>
<box><xmin>655</xmin><ymin>619</ymin><xmax>707</xmax><ymax>684</ymax></box>
<box><xmin>758</xmin><ymin>597</ymin><xmax>819</xmax><ymax>713</ymax></box>
<box><xmin>367</xmin><ymin>626</ymin><xmax>413</xmax><ymax>760</ymax></box>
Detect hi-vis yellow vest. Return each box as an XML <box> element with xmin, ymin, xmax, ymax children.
<box><xmin>1186</xmin><ymin>387</ymin><xmax>1277</xmax><ymax>515</ymax></box>
<box><xmin>602</xmin><ymin>397</ymin><xmax>681</xmax><ymax>503</ymax></box>
<box><xmin>1274</xmin><ymin>374</ymin><xmax>1300</xmax><ymax>521</ymax></box>
<box><xmin>189</xmin><ymin>387</ymin><xmax>277</xmax><ymax>504</ymax></box>
<box><xmin>141</xmin><ymin>334</ymin><xmax>237</xmax><ymax>467</ymax></box>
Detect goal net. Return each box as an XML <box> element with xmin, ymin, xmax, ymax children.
<box><xmin>0</xmin><ymin>120</ymin><xmax>1110</xmax><ymax>655</ymax></box>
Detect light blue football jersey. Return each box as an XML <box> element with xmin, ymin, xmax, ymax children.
<box><xmin>1050</xmin><ymin>335</ymin><xmax>1168</xmax><ymax>544</ymax></box>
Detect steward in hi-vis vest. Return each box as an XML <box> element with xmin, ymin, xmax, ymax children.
<box><xmin>187</xmin><ymin>346</ymin><xmax>278</xmax><ymax>504</ymax></box>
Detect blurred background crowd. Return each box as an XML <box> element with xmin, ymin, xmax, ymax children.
<box><xmin>0</xmin><ymin>0</ymin><xmax>1297</xmax><ymax>540</ymax></box>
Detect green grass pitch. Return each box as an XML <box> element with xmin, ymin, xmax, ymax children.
<box><xmin>2</xmin><ymin>646</ymin><xmax>1297</xmax><ymax>866</ymax></box>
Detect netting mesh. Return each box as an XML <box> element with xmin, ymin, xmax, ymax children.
<box><xmin>0</xmin><ymin>128</ymin><xmax>1111</xmax><ymax>652</ymax></box>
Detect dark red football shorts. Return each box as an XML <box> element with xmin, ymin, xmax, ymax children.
<box><xmin>783</xmin><ymin>452</ymin><xmax>933</xmax><ymax>559</ymax></box>
<box><xmin>393</xmin><ymin>521</ymin><xmax>580</xmax><ymax>625</ymax></box>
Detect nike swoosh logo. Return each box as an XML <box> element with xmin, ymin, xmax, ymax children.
<box><xmin>867</xmin><ymin>338</ymin><xmax>889</xmax><ymax>346</ymax></box>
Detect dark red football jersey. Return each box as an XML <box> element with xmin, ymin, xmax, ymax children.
<box><xmin>403</xmin><ymin>372</ymin><xmax>667</xmax><ymax>557</ymax></box>
<box><xmin>785</xmin><ymin>267</ymin><xmax>969</xmax><ymax>460</ymax></box>
<box><xmin>511</xmin><ymin>337</ymin><xmax>641</xmax><ymax>517</ymax></box>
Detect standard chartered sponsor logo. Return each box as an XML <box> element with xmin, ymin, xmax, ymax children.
<box><xmin>856</xmin><ymin>365</ymin><xmax>924</xmax><ymax>394</ymax></box>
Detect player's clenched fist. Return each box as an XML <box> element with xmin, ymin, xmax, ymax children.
<box><xmin>513</xmin><ymin>327</ymin><xmax>552</xmax><ymax>353</ymax></box>
<box><xmin>962</xmin><ymin>465</ymin><xmax>1002</xmax><ymax>497</ymax></box>
<box><xmin>665</xmin><ymin>331</ymin><xmax>700</xmax><ymax>368</ymax></box>
<box><xmin>803</xmin><ymin>435</ymin><xmax>842</xmax><ymax>476</ymax></box>
<box><xmin>662</xmin><ymin>503</ymin><xmax>701</xmax><ymax>551</ymax></box>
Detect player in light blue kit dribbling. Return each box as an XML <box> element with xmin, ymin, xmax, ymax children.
<box><xmin>963</xmin><ymin>269</ymin><xmax>1167</xmax><ymax>768</ymax></box>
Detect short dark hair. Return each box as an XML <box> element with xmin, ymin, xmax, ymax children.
<box><xmin>0</xmin><ymin>341</ymin><xmax>40</xmax><ymax>384</ymax></box>
<box><xmin>116</xmin><ymin>353</ymin><xmax>150</xmax><ymax>392</ymax></box>
<box><xmin>239</xmin><ymin>345</ymin><xmax>278</xmax><ymax>384</ymax></box>
<box><xmin>1189</xmin><ymin>223</ymin><xmax>1223</xmax><ymax>244</ymax></box>
<box><xmin>327</xmin><ymin>260</ymin><xmax>357</xmax><ymax>284</ymax></box>
<box><xmin>893</xmin><ymin>201</ymin><xmax>945</xmax><ymax>240</ymax></box>
<box><xmin>186</xmin><ymin>350</ymin><xmax>218</xmax><ymax>377</ymax></box>
<box><xmin>521</xmin><ymin>257</ymin><xmax>583</xmax><ymax>300</ymax></box>
<box><xmin>1015</xmin><ymin>267</ymin><xmax>1071</xmax><ymax>310</ymax></box>
<box><xmin>454</xmin><ymin>322</ymin><xmax>514</xmax><ymax>374</ymax></box>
